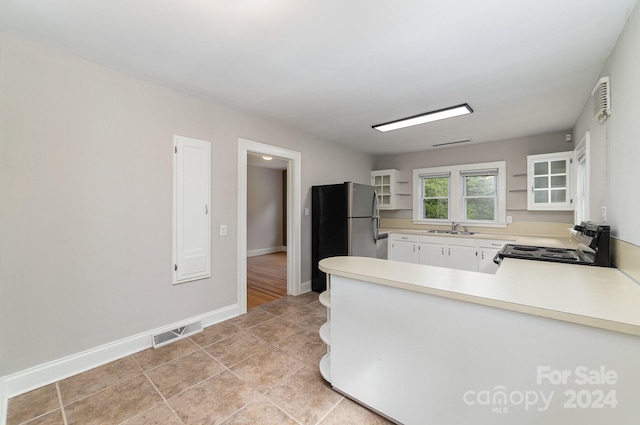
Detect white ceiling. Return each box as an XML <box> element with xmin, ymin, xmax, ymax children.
<box><xmin>1</xmin><ymin>0</ymin><xmax>636</xmax><ymax>155</ymax></box>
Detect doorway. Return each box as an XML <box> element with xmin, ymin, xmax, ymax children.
<box><xmin>246</xmin><ymin>154</ymin><xmax>288</xmax><ymax>308</ymax></box>
<box><xmin>237</xmin><ymin>138</ymin><xmax>301</xmax><ymax>315</ymax></box>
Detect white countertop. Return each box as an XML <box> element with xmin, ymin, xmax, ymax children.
<box><xmin>381</xmin><ymin>227</ymin><xmax>579</xmax><ymax>248</ymax></box>
<box><xmin>319</xmin><ymin>256</ymin><xmax>640</xmax><ymax>336</ymax></box>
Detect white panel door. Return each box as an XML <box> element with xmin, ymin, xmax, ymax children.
<box><xmin>174</xmin><ymin>135</ymin><xmax>211</xmax><ymax>284</ymax></box>
<box><xmin>389</xmin><ymin>240</ymin><xmax>418</xmax><ymax>263</ymax></box>
<box><xmin>419</xmin><ymin>242</ymin><xmax>446</xmax><ymax>267</ymax></box>
<box><xmin>445</xmin><ymin>245</ymin><xmax>478</xmax><ymax>271</ymax></box>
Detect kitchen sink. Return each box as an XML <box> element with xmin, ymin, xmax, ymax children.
<box><xmin>424</xmin><ymin>229</ymin><xmax>476</xmax><ymax>235</ymax></box>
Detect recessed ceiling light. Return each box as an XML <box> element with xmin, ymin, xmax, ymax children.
<box><xmin>372</xmin><ymin>103</ymin><xmax>473</xmax><ymax>132</ymax></box>
<box><xmin>262</xmin><ymin>156</ymin><xmax>273</xmax><ymax>160</ymax></box>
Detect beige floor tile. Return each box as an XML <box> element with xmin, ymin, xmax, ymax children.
<box><xmin>189</xmin><ymin>321</ymin><xmax>243</xmax><ymax>347</ymax></box>
<box><xmin>7</xmin><ymin>384</ymin><xmax>59</xmax><ymax>425</ymax></box>
<box><xmin>246</xmin><ymin>318</ymin><xmax>302</xmax><ymax>344</ymax></box>
<box><xmin>121</xmin><ymin>403</ymin><xmax>183</xmax><ymax>425</ymax></box>
<box><xmin>257</xmin><ymin>298</ymin><xmax>301</xmax><ymax>316</ymax></box>
<box><xmin>305</xmin><ymin>317</ymin><xmax>326</xmax><ymax>334</ymax></box>
<box><xmin>228</xmin><ymin>308</ymin><xmax>276</xmax><ymax>329</ymax></box>
<box><xmin>146</xmin><ymin>349</ymin><xmax>225</xmax><ymax>399</ymax></box>
<box><xmin>14</xmin><ymin>409</ymin><xmax>64</xmax><ymax>425</ymax></box>
<box><xmin>230</xmin><ymin>346</ymin><xmax>304</xmax><ymax>393</ymax></box>
<box><xmin>58</xmin><ymin>356</ymin><xmax>142</xmax><ymax>405</ymax></box>
<box><xmin>317</xmin><ymin>397</ymin><xmax>395</xmax><ymax>425</ymax></box>
<box><xmin>132</xmin><ymin>338</ymin><xmax>200</xmax><ymax>371</ymax></box>
<box><xmin>285</xmin><ymin>292</ymin><xmax>319</xmax><ymax>307</ymax></box>
<box><xmin>306</xmin><ymin>300</ymin><xmax>328</xmax><ymax>314</ymax></box>
<box><xmin>266</xmin><ymin>365</ymin><xmax>342</xmax><ymax>425</ymax></box>
<box><xmin>202</xmin><ymin>332</ymin><xmax>269</xmax><ymax>367</ymax></box>
<box><xmin>275</xmin><ymin>327</ymin><xmax>328</xmax><ymax>365</ymax></box>
<box><xmin>221</xmin><ymin>397</ymin><xmax>298</xmax><ymax>425</ymax></box>
<box><xmin>64</xmin><ymin>375</ymin><xmax>163</xmax><ymax>425</ymax></box>
<box><xmin>279</xmin><ymin>306</ymin><xmax>326</xmax><ymax>327</ymax></box>
<box><xmin>169</xmin><ymin>370</ymin><xmax>259</xmax><ymax>425</ymax></box>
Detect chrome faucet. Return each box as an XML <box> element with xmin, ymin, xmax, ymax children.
<box><xmin>451</xmin><ymin>222</ymin><xmax>459</xmax><ymax>231</ymax></box>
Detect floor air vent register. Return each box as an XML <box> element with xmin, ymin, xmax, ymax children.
<box><xmin>152</xmin><ymin>320</ymin><xmax>203</xmax><ymax>348</ymax></box>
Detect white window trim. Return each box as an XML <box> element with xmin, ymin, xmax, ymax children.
<box><xmin>412</xmin><ymin>161</ymin><xmax>507</xmax><ymax>227</ymax></box>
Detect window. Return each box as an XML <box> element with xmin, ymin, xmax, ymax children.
<box><xmin>462</xmin><ymin>170</ymin><xmax>497</xmax><ymax>221</ymax></box>
<box><xmin>574</xmin><ymin>132</ymin><xmax>590</xmax><ymax>223</ymax></box>
<box><xmin>422</xmin><ymin>174</ymin><xmax>450</xmax><ymax>220</ymax></box>
<box><xmin>413</xmin><ymin>161</ymin><xmax>506</xmax><ymax>226</ymax></box>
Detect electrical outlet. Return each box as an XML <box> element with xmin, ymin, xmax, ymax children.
<box><xmin>506</xmin><ymin>216</ymin><xmax>513</xmax><ymax>224</ymax></box>
<box><xmin>220</xmin><ymin>224</ymin><xmax>228</xmax><ymax>236</ymax></box>
<box><xmin>600</xmin><ymin>207</ymin><xmax>607</xmax><ymax>222</ymax></box>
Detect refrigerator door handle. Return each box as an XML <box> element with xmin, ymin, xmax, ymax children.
<box><xmin>372</xmin><ymin>191</ymin><xmax>380</xmax><ymax>243</ymax></box>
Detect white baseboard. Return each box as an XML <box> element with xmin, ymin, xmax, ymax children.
<box><xmin>0</xmin><ymin>303</ymin><xmax>239</xmax><ymax>416</ymax></box>
<box><xmin>300</xmin><ymin>280</ymin><xmax>311</xmax><ymax>294</ymax></box>
<box><xmin>246</xmin><ymin>246</ymin><xmax>287</xmax><ymax>257</ymax></box>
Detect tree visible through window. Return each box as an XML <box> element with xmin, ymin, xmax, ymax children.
<box><xmin>423</xmin><ymin>176</ymin><xmax>449</xmax><ymax>219</ymax></box>
<box><xmin>463</xmin><ymin>174</ymin><xmax>497</xmax><ymax>221</ymax></box>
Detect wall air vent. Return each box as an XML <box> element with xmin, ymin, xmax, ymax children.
<box><xmin>591</xmin><ymin>76</ymin><xmax>611</xmax><ymax>124</ymax></box>
<box><xmin>432</xmin><ymin>139</ymin><xmax>472</xmax><ymax>147</ymax></box>
<box><xmin>152</xmin><ymin>320</ymin><xmax>202</xmax><ymax>348</ymax></box>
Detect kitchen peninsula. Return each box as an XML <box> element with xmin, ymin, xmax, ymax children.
<box><xmin>318</xmin><ymin>256</ymin><xmax>640</xmax><ymax>425</ymax></box>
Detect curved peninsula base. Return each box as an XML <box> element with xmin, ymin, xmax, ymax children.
<box><xmin>324</xmin><ymin>274</ymin><xmax>640</xmax><ymax>425</ymax></box>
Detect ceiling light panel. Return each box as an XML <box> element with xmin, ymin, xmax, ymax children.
<box><xmin>373</xmin><ymin>103</ymin><xmax>473</xmax><ymax>132</ymax></box>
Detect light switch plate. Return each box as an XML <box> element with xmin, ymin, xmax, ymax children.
<box><xmin>220</xmin><ymin>224</ymin><xmax>227</xmax><ymax>236</ymax></box>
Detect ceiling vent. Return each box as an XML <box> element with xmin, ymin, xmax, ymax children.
<box><xmin>591</xmin><ymin>76</ymin><xmax>610</xmax><ymax>124</ymax></box>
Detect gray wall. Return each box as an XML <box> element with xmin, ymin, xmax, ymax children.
<box><xmin>0</xmin><ymin>33</ymin><xmax>374</xmax><ymax>375</ymax></box>
<box><xmin>247</xmin><ymin>166</ymin><xmax>284</xmax><ymax>252</ymax></box>
<box><xmin>374</xmin><ymin>131</ymin><xmax>575</xmax><ymax>224</ymax></box>
<box><xmin>573</xmin><ymin>2</ymin><xmax>640</xmax><ymax>245</ymax></box>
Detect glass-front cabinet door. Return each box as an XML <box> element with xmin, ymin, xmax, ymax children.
<box><xmin>373</xmin><ymin>173</ymin><xmax>392</xmax><ymax>207</ymax></box>
<box><xmin>371</xmin><ymin>169</ymin><xmax>411</xmax><ymax>210</ymax></box>
<box><xmin>527</xmin><ymin>152</ymin><xmax>574</xmax><ymax>211</ymax></box>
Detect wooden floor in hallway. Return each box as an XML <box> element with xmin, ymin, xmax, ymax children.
<box><xmin>247</xmin><ymin>251</ymin><xmax>287</xmax><ymax>309</ymax></box>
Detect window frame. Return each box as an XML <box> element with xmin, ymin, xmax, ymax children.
<box><xmin>412</xmin><ymin>161</ymin><xmax>507</xmax><ymax>227</ymax></box>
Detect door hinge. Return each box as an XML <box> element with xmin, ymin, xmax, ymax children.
<box><xmin>174</xmin><ymin>146</ymin><xmax>177</xmax><ymax>153</ymax></box>
<box><xmin>174</xmin><ymin>264</ymin><xmax>177</xmax><ymax>271</ymax></box>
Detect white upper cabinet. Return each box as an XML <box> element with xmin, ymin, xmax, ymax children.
<box><xmin>371</xmin><ymin>169</ymin><xmax>411</xmax><ymax>210</ymax></box>
<box><xmin>527</xmin><ymin>151</ymin><xmax>574</xmax><ymax>211</ymax></box>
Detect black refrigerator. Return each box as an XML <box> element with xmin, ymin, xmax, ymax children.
<box><xmin>311</xmin><ymin>182</ymin><xmax>380</xmax><ymax>292</ymax></box>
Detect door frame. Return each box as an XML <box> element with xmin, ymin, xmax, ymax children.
<box><xmin>237</xmin><ymin>138</ymin><xmax>302</xmax><ymax>314</ymax></box>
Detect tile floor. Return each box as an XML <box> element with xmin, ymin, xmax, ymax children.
<box><xmin>7</xmin><ymin>292</ymin><xmax>393</xmax><ymax>425</ymax></box>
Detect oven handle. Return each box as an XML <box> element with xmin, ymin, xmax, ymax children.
<box><xmin>493</xmin><ymin>251</ymin><xmax>503</xmax><ymax>265</ymax></box>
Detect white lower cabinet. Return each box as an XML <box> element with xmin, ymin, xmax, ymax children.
<box><xmin>445</xmin><ymin>242</ymin><xmax>478</xmax><ymax>272</ymax></box>
<box><xmin>389</xmin><ymin>233</ymin><xmax>511</xmax><ymax>274</ymax></box>
<box><xmin>388</xmin><ymin>234</ymin><xmax>419</xmax><ymax>263</ymax></box>
<box><xmin>477</xmin><ymin>240</ymin><xmax>512</xmax><ymax>274</ymax></box>
<box><xmin>418</xmin><ymin>241</ymin><xmax>446</xmax><ymax>267</ymax></box>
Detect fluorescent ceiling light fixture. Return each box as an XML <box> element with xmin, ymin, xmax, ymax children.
<box><xmin>372</xmin><ymin>103</ymin><xmax>473</xmax><ymax>132</ymax></box>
